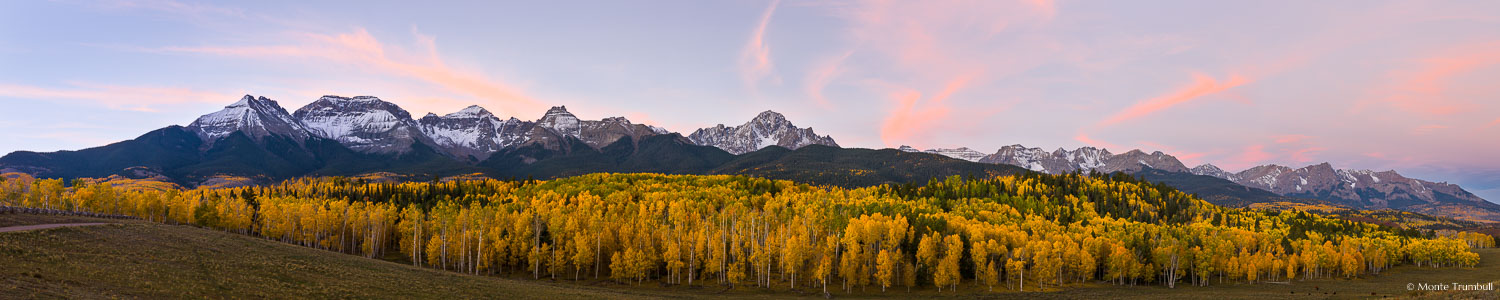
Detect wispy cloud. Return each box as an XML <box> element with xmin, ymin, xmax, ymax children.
<box><xmin>1412</xmin><ymin>124</ymin><xmax>1450</xmax><ymax>134</ymax></box>
<box><xmin>803</xmin><ymin>50</ymin><xmax>852</xmax><ymax>109</ymax></box>
<box><xmin>831</xmin><ymin>0</ymin><xmax>1053</xmax><ymax>148</ymax></box>
<box><xmin>0</xmin><ymin>82</ymin><xmax>235</xmax><ymax>112</ymax></box>
<box><xmin>1224</xmin><ymin>144</ymin><xmax>1273</xmax><ymax>171</ymax></box>
<box><xmin>1138</xmin><ymin>141</ymin><xmax>1209</xmax><ymax>166</ymax></box>
<box><xmin>739</xmin><ymin>0</ymin><xmax>782</xmax><ymax>92</ymax></box>
<box><xmin>1274</xmin><ymin>134</ymin><xmax>1313</xmax><ymax>144</ymax></box>
<box><xmin>1290</xmin><ymin>147</ymin><xmax>1327</xmax><ymax>163</ymax></box>
<box><xmin>155</xmin><ymin>28</ymin><xmax>543</xmax><ymax>116</ymax></box>
<box><xmin>1096</xmin><ymin>73</ymin><xmax>1249</xmax><ymax>128</ymax></box>
<box><xmin>1380</xmin><ymin>41</ymin><xmax>1500</xmax><ymax>116</ymax></box>
<box><xmin>879</xmin><ymin>75</ymin><xmax>972</xmax><ymax>147</ymax></box>
<box><xmin>1073</xmin><ymin>134</ymin><xmax>1120</xmax><ymax>151</ymax></box>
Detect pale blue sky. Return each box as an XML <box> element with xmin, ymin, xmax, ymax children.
<box><xmin>2</xmin><ymin>0</ymin><xmax>1499</xmax><ymax>202</ymax></box>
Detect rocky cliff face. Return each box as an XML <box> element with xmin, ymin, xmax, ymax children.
<box><xmin>186</xmin><ymin>95</ymin><xmax>309</xmax><ymax>147</ymax></box>
<box><xmin>512</xmin><ymin>106</ymin><xmax>664</xmax><ymax>151</ymax></box>
<box><xmin>418</xmin><ymin>105</ymin><xmax>531</xmax><ymax>161</ymax></box>
<box><xmin>293</xmin><ymin>96</ymin><xmax>433</xmax><ymax>154</ymax></box>
<box><xmin>976</xmin><ymin>145</ymin><xmax>1187</xmax><ymax>174</ymax></box>
<box><xmin>895</xmin><ymin>146</ymin><xmax>988</xmax><ymax>162</ymax></box>
<box><xmin>688</xmin><ymin>111</ymin><xmax>838</xmax><ymax>155</ymax></box>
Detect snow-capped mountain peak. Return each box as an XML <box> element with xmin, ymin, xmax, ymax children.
<box><xmin>536</xmin><ymin>106</ymin><xmax>581</xmax><ymax>136</ymax></box>
<box><xmin>186</xmin><ymin>95</ymin><xmax>309</xmax><ymax>146</ymax></box>
<box><xmin>647</xmin><ymin>125</ymin><xmax>670</xmax><ymax>135</ymax></box>
<box><xmin>417</xmin><ymin>104</ymin><xmax>529</xmax><ymax>161</ymax></box>
<box><xmin>922</xmin><ymin>147</ymin><xmax>987</xmax><ymax>162</ymax></box>
<box><xmin>688</xmin><ymin>110</ymin><xmax>838</xmax><ymax>155</ymax></box>
<box><xmin>976</xmin><ymin>144</ymin><xmax>1187</xmax><ymax>174</ymax></box>
<box><xmin>445</xmin><ymin>105</ymin><xmax>495</xmax><ymax>119</ymax></box>
<box><xmin>293</xmin><ymin>95</ymin><xmax>430</xmax><ymax>154</ymax></box>
<box><xmin>751</xmin><ymin>110</ymin><xmax>789</xmax><ymax>127</ymax></box>
<box><xmin>1190</xmin><ymin>164</ymin><xmax>1240</xmax><ymax>181</ymax></box>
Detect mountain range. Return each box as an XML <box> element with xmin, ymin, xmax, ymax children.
<box><xmin>3</xmin><ymin>94</ymin><xmax>1495</xmax><ymax>222</ymax></box>
<box><xmin>906</xmin><ymin>144</ymin><xmax>1500</xmax><ymax>221</ymax></box>
<box><xmin>688</xmin><ymin>110</ymin><xmax>838</xmax><ymax>155</ymax></box>
<box><xmin>0</xmin><ymin>95</ymin><xmax>951</xmax><ymax>188</ymax></box>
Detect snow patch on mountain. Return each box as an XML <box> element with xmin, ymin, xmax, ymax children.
<box><xmin>688</xmin><ymin>111</ymin><xmax>838</xmax><ymax>155</ymax></box>
<box><xmin>924</xmin><ymin>148</ymin><xmax>987</xmax><ymax>162</ymax></box>
<box><xmin>186</xmin><ymin>95</ymin><xmax>309</xmax><ymax>146</ymax></box>
<box><xmin>294</xmin><ymin>95</ymin><xmax>430</xmax><ymax>154</ymax></box>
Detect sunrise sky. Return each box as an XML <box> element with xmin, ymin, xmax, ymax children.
<box><xmin>2</xmin><ymin>0</ymin><xmax>1498</xmax><ymax>201</ymax></box>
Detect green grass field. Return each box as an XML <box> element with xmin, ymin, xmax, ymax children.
<box><xmin>1</xmin><ymin>214</ymin><xmax>1495</xmax><ymax>299</ymax></box>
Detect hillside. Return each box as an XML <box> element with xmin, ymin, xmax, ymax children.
<box><xmin>710</xmin><ymin>145</ymin><xmax>1030</xmax><ymax>187</ymax></box>
<box><xmin>1129</xmin><ymin>168</ymin><xmax>1335</xmax><ymax>208</ymax></box>
<box><xmin>0</xmin><ymin>215</ymin><xmax>663</xmax><ymax>299</ymax></box>
<box><xmin>476</xmin><ymin>138</ymin><xmax>1030</xmax><ymax>187</ymax></box>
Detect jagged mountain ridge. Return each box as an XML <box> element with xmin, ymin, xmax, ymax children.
<box><xmin>0</xmin><ymin>94</ymin><xmax>848</xmax><ymax>186</ymax></box>
<box><xmin>688</xmin><ymin>111</ymin><xmax>839</xmax><ymax>155</ymax></box>
<box><xmin>1191</xmin><ymin>162</ymin><xmax>1497</xmax><ymax>210</ymax></box>
<box><xmin>947</xmin><ymin>143</ymin><xmax>1496</xmax><ymax>221</ymax></box>
<box><xmin>970</xmin><ymin>144</ymin><xmax>1188</xmax><ymax>174</ymax></box>
<box><xmin>6</xmin><ymin>93</ymin><xmax>1494</xmax><ymax>222</ymax></box>
<box><xmin>417</xmin><ymin>105</ymin><xmax>530</xmax><ymax>161</ymax></box>
<box><xmin>186</xmin><ymin>95</ymin><xmax>691</xmax><ymax>160</ymax></box>
<box><xmin>186</xmin><ymin>95</ymin><xmax>310</xmax><ymax>147</ymax></box>
<box><xmin>294</xmin><ymin>96</ymin><xmax>435</xmax><ymax>154</ymax></box>
<box><xmin>896</xmin><ymin>146</ymin><xmax>988</xmax><ymax>162</ymax></box>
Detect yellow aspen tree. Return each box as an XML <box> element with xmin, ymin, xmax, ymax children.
<box><xmin>876</xmin><ymin>249</ymin><xmax>896</xmax><ymax>292</ymax></box>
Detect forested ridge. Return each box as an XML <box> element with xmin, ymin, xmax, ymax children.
<box><xmin>0</xmin><ymin>171</ymin><xmax>1491</xmax><ymax>294</ymax></box>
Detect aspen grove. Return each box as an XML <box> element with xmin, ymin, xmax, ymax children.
<box><xmin>0</xmin><ymin>172</ymin><xmax>1488</xmax><ymax>293</ymax></box>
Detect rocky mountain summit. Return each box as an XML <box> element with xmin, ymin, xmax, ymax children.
<box><xmin>973</xmin><ymin>144</ymin><xmax>1188</xmax><ymax>174</ymax></box>
<box><xmin>896</xmin><ymin>146</ymin><xmax>988</xmax><ymax>162</ymax></box>
<box><xmin>417</xmin><ymin>105</ymin><xmax>530</xmax><ymax>161</ymax></box>
<box><xmin>688</xmin><ymin>111</ymin><xmax>838</xmax><ymax>155</ymax></box>
<box><xmin>186</xmin><ymin>95</ymin><xmax>309</xmax><ymax>147</ymax></box>
<box><xmin>294</xmin><ymin>95</ymin><xmax>433</xmax><ymax>154</ymax></box>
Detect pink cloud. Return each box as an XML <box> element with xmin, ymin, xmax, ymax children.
<box><xmin>1097</xmin><ymin>73</ymin><xmax>1249</xmax><ymax>128</ymax></box>
<box><xmin>1381</xmin><ymin>41</ymin><xmax>1500</xmax><ymax>116</ymax></box>
<box><xmin>1074</xmin><ymin>134</ymin><xmax>1120</xmax><ymax>151</ymax></box>
<box><xmin>831</xmin><ymin>0</ymin><xmax>1055</xmax><ymax>82</ymax></box>
<box><xmin>158</xmin><ymin>28</ymin><xmax>542</xmax><ymax>116</ymax></box>
<box><xmin>879</xmin><ymin>75</ymin><xmax>972</xmax><ymax>147</ymax></box>
<box><xmin>832</xmin><ymin>1</ymin><xmax>1054</xmax><ymax>148</ymax></box>
<box><xmin>1487</xmin><ymin>118</ymin><xmax>1500</xmax><ymax>128</ymax></box>
<box><xmin>1221</xmin><ymin>144</ymin><xmax>1273</xmax><ymax>171</ymax></box>
<box><xmin>739</xmin><ymin>0</ymin><xmax>781</xmax><ymax>92</ymax></box>
<box><xmin>1290</xmin><ymin>147</ymin><xmax>1327</xmax><ymax>163</ymax></box>
<box><xmin>804</xmin><ymin>50</ymin><xmax>853</xmax><ymax>109</ymax></box>
<box><xmin>1028</xmin><ymin>0</ymin><xmax>1057</xmax><ymax>20</ymax></box>
<box><xmin>0</xmin><ymin>82</ymin><xmax>235</xmax><ymax>112</ymax></box>
<box><xmin>1138</xmin><ymin>141</ymin><xmax>1206</xmax><ymax>166</ymax></box>
<box><xmin>1274</xmin><ymin>134</ymin><xmax>1313</xmax><ymax>144</ymax></box>
<box><xmin>1411</xmin><ymin>124</ymin><xmax>1450</xmax><ymax>134</ymax></box>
